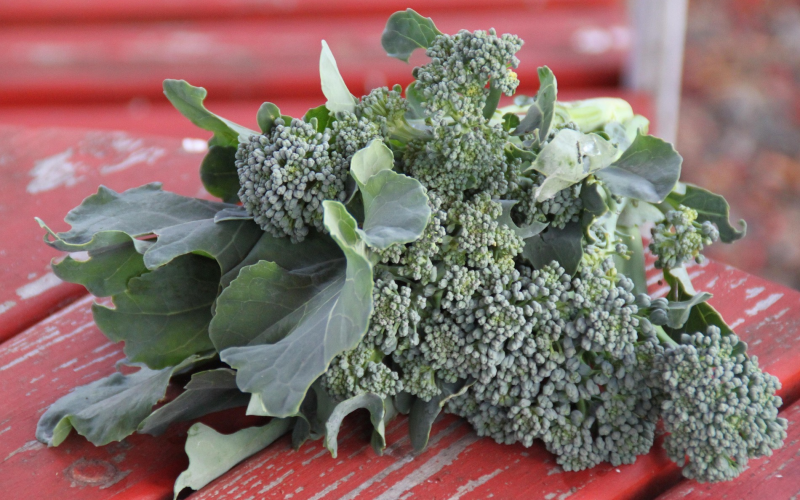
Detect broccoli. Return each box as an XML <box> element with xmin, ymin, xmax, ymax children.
<box><xmin>650</xmin><ymin>205</ymin><xmax>720</xmax><ymax>270</ymax></box>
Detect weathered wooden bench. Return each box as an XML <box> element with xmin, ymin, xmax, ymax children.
<box><xmin>1</xmin><ymin>124</ymin><xmax>799</xmax><ymax>500</ymax></box>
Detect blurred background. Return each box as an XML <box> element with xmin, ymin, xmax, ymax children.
<box><xmin>0</xmin><ymin>0</ymin><xmax>796</xmax><ymax>288</ymax></box>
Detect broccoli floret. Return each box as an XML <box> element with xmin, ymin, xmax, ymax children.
<box><xmin>650</xmin><ymin>205</ymin><xmax>720</xmax><ymax>270</ymax></box>
<box><xmin>652</xmin><ymin>326</ymin><xmax>787</xmax><ymax>482</ymax></box>
<box><xmin>323</xmin><ymin>341</ymin><xmax>402</xmax><ymax>400</ymax></box>
<box><xmin>513</xmin><ymin>174</ymin><xmax>584</xmax><ymax>230</ymax></box>
<box><xmin>236</xmin><ymin>118</ymin><xmax>347</xmax><ymax>242</ymax></box>
<box><xmin>357</xmin><ymin>85</ymin><xmax>429</xmax><ymax>145</ymax></box>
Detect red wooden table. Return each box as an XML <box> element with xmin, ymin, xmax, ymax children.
<box><xmin>1</xmin><ymin>123</ymin><xmax>799</xmax><ymax>500</ymax></box>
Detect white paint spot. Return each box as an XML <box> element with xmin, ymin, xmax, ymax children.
<box><xmin>547</xmin><ymin>467</ymin><xmax>563</xmax><ymax>475</ymax></box>
<box><xmin>545</xmin><ymin>494</ymin><xmax>556</xmax><ymax>500</ymax></box>
<box><xmin>302</xmin><ymin>449</ymin><xmax>327</xmax><ymax>466</ymax></box>
<box><xmin>729</xmin><ymin>318</ymin><xmax>745</xmax><ymax>329</ymax></box>
<box><xmin>0</xmin><ymin>301</ymin><xmax>16</xmax><ymax>315</ymax></box>
<box><xmin>16</xmin><ymin>272</ymin><xmax>62</xmax><ymax>299</ymax></box>
<box><xmin>705</xmin><ymin>276</ymin><xmax>719</xmax><ymax>289</ymax></box>
<box><xmin>3</xmin><ymin>440</ymin><xmax>44</xmax><ymax>462</ymax></box>
<box><xmin>745</xmin><ymin>287</ymin><xmax>765</xmax><ymax>300</ymax></box>
<box><xmin>746</xmin><ymin>293</ymin><xmax>784</xmax><ymax>316</ymax></box>
<box><xmin>73</xmin><ymin>351</ymin><xmax>122</xmax><ymax>372</ymax></box>
<box><xmin>448</xmin><ymin>469</ymin><xmax>503</xmax><ymax>500</ymax></box>
<box><xmin>27</xmin><ymin>272</ymin><xmax>37</xmax><ymax>279</ymax></box>
<box><xmin>646</xmin><ymin>274</ymin><xmax>662</xmax><ymax>286</ymax></box>
<box><xmin>27</xmin><ymin>149</ymin><xmax>81</xmax><ymax>194</ymax></box>
<box><xmin>0</xmin><ymin>426</ymin><xmax>10</xmax><ymax>436</ymax></box>
<box><xmin>730</xmin><ymin>278</ymin><xmax>747</xmax><ymax>289</ymax></box>
<box><xmin>307</xmin><ymin>472</ymin><xmax>354</xmax><ymax>500</ymax></box>
<box><xmin>258</xmin><ymin>469</ymin><xmax>294</xmax><ymax>494</ymax></box>
<box><xmin>182</xmin><ymin>138</ymin><xmax>209</xmax><ymax>153</ymax></box>
<box><xmin>373</xmin><ymin>433</ymin><xmax>480</xmax><ymax>500</ymax></box>
<box><xmin>100</xmin><ymin>144</ymin><xmax>166</xmax><ymax>175</ymax></box>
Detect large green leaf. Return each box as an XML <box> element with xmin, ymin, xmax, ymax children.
<box><xmin>595</xmin><ymin>133</ymin><xmax>682</xmax><ymax>203</ymax></box>
<box><xmin>409</xmin><ymin>379</ymin><xmax>472</xmax><ymax>452</ymax></box>
<box><xmin>522</xmin><ymin>222</ymin><xmax>584</xmax><ymax>276</ymax></box>
<box><xmin>163</xmin><ymin>79</ymin><xmax>258</xmax><ymax>147</ymax></box>
<box><xmin>381</xmin><ymin>9</ymin><xmax>442</xmax><ymax>62</ymax></box>
<box><xmin>529</xmin><ymin>129</ymin><xmax>617</xmax><ymax>202</ymax></box>
<box><xmin>221</xmin><ymin>201</ymin><xmax>374</xmax><ymax>418</ymax></box>
<box><xmin>210</xmin><ymin>260</ymin><xmax>345</xmax><ymax>350</ymax></box>
<box><xmin>51</xmin><ymin>231</ymin><xmax>147</xmax><ymax>297</ymax></box>
<box><xmin>144</xmin><ymin>218</ymin><xmax>262</xmax><ymax>275</ymax></box>
<box><xmin>303</xmin><ymin>104</ymin><xmax>333</xmax><ymax>132</ymax></box>
<box><xmin>350</xmin><ymin>141</ymin><xmax>431</xmax><ymax>249</ymax></box>
<box><xmin>323</xmin><ymin>393</ymin><xmax>386</xmax><ymax>458</ymax></box>
<box><xmin>36</xmin><ymin>354</ymin><xmax>209</xmax><ymax>447</ymax></box>
<box><xmin>662</xmin><ymin>270</ymin><xmax>733</xmax><ymax>339</ymax></box>
<box><xmin>138</xmin><ymin>369</ymin><xmax>250</xmax><ymax>436</ymax></box>
<box><xmin>320</xmin><ymin>41</ymin><xmax>356</xmax><ymax>114</ymax></box>
<box><xmin>513</xmin><ymin>66</ymin><xmax>557</xmax><ymax>144</ymax></box>
<box><xmin>173</xmin><ymin>418</ymin><xmax>293</xmax><ymax>499</ymax></box>
<box><xmin>200</xmin><ymin>145</ymin><xmax>240</xmax><ymax>203</ymax></box>
<box><xmin>93</xmin><ymin>254</ymin><xmax>220</xmax><ymax>369</ymax></box>
<box><xmin>665</xmin><ymin>184</ymin><xmax>746</xmax><ymax>243</ymax></box>
<box><xmin>40</xmin><ymin>183</ymin><xmax>229</xmax><ymax>251</ymax></box>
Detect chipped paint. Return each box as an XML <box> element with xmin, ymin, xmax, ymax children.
<box><xmin>16</xmin><ymin>272</ymin><xmax>62</xmax><ymax>300</ymax></box>
<box><xmin>729</xmin><ymin>318</ymin><xmax>745</xmax><ymax>329</ymax></box>
<box><xmin>307</xmin><ymin>471</ymin><xmax>355</xmax><ymax>500</ymax></box>
<box><xmin>746</xmin><ymin>287</ymin><xmax>765</xmax><ymax>300</ymax></box>
<box><xmin>746</xmin><ymin>293</ymin><xmax>784</xmax><ymax>316</ymax></box>
<box><xmin>448</xmin><ymin>468</ymin><xmax>503</xmax><ymax>500</ymax></box>
<box><xmin>0</xmin><ymin>301</ymin><xmax>16</xmax><ymax>315</ymax></box>
<box><xmin>257</xmin><ymin>469</ymin><xmax>294</xmax><ymax>494</ymax></box>
<box><xmin>3</xmin><ymin>440</ymin><xmax>44</xmax><ymax>462</ymax></box>
<box><xmin>27</xmin><ymin>149</ymin><xmax>81</xmax><ymax>194</ymax></box>
<box><xmin>705</xmin><ymin>276</ymin><xmax>719</xmax><ymax>288</ymax></box>
<box><xmin>99</xmin><ymin>145</ymin><xmax>165</xmax><ymax>175</ymax></box>
<box><xmin>182</xmin><ymin>138</ymin><xmax>209</xmax><ymax>153</ymax></box>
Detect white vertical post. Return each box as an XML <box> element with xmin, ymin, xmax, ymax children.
<box><xmin>624</xmin><ymin>0</ymin><xmax>689</xmax><ymax>144</ymax></box>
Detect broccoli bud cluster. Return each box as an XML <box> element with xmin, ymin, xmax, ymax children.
<box><xmin>650</xmin><ymin>205</ymin><xmax>720</xmax><ymax>269</ymax></box>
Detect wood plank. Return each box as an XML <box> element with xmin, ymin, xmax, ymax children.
<box><xmin>179</xmin><ymin>259</ymin><xmax>800</xmax><ymax>500</ymax></box>
<box><xmin>0</xmin><ymin>126</ymin><xmax>210</xmax><ymax>343</ymax></box>
<box><xmin>0</xmin><ymin>9</ymin><xmax>628</xmax><ymax>105</ymax></box>
<box><xmin>0</xmin><ymin>0</ymin><xmax>620</xmax><ymax>24</ymax></box>
<box><xmin>655</xmin><ymin>398</ymin><xmax>800</xmax><ymax>500</ymax></box>
<box><xmin>0</xmin><ymin>91</ymin><xmax>653</xmax><ymax>139</ymax></box>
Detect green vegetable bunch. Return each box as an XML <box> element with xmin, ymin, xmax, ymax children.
<box><xmin>34</xmin><ymin>9</ymin><xmax>785</xmax><ymax>496</ymax></box>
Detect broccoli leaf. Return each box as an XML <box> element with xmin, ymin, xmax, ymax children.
<box><xmin>221</xmin><ymin>201</ymin><xmax>374</xmax><ymax>418</ymax></box>
<box><xmin>163</xmin><ymin>80</ymin><xmax>258</xmax><ymax>147</ymax></box>
<box><xmin>530</xmin><ymin>129</ymin><xmax>617</xmax><ymax>202</ymax></box>
<box><xmin>303</xmin><ymin>104</ymin><xmax>333</xmax><ymax>132</ymax></box>
<box><xmin>381</xmin><ymin>9</ymin><xmax>442</xmax><ymax>62</ymax></box>
<box><xmin>350</xmin><ymin>141</ymin><xmax>431</xmax><ymax>249</ymax></box>
<box><xmin>523</xmin><ymin>222</ymin><xmax>584</xmax><ymax>276</ymax></box>
<box><xmin>498</xmin><ymin>200</ymin><xmax>548</xmax><ymax>238</ymax></box>
<box><xmin>51</xmin><ymin>231</ymin><xmax>147</xmax><ymax>297</ymax></box>
<box><xmin>513</xmin><ymin>66</ymin><xmax>557</xmax><ymax>144</ymax></box>
<box><xmin>664</xmin><ymin>291</ymin><xmax>714</xmax><ymax>329</ymax></box>
<box><xmin>613</xmin><ymin>225</ymin><xmax>648</xmax><ymax>295</ymax></box>
<box><xmin>617</xmin><ymin>200</ymin><xmax>665</xmax><ymax>227</ymax></box>
<box><xmin>409</xmin><ymin>379</ymin><xmax>473</xmax><ymax>452</ymax></box>
<box><xmin>36</xmin><ymin>354</ymin><xmax>210</xmax><ymax>447</ymax></box>
<box><xmin>144</xmin><ymin>218</ymin><xmax>262</xmax><ymax>275</ymax></box>
<box><xmin>665</xmin><ymin>184</ymin><xmax>746</xmax><ymax>243</ymax></box>
<box><xmin>662</xmin><ymin>270</ymin><xmax>733</xmax><ymax>339</ymax></box>
<box><xmin>320</xmin><ymin>41</ymin><xmax>357</xmax><ymax>114</ymax></box>
<box><xmin>173</xmin><ymin>419</ymin><xmax>293</xmax><ymax>499</ymax></box>
<box><xmin>595</xmin><ymin>133</ymin><xmax>682</xmax><ymax>203</ymax></box>
<box><xmin>256</xmin><ymin>102</ymin><xmax>281</xmax><ymax>134</ymax></box>
<box><xmin>39</xmin><ymin>184</ymin><xmax>229</xmax><ymax>251</ymax></box>
<box><xmin>138</xmin><ymin>369</ymin><xmax>250</xmax><ymax>436</ymax></box>
<box><xmin>93</xmin><ymin>254</ymin><xmax>220</xmax><ymax>369</ymax></box>
<box><xmin>200</xmin><ymin>145</ymin><xmax>240</xmax><ymax>203</ymax></box>
<box><xmin>323</xmin><ymin>393</ymin><xmax>386</xmax><ymax>458</ymax></box>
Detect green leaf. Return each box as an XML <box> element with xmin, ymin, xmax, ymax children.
<box><xmin>320</xmin><ymin>41</ymin><xmax>357</xmax><ymax>114</ymax></box>
<box><xmin>200</xmin><ymin>145</ymin><xmax>240</xmax><ymax>203</ymax></box>
<box><xmin>530</xmin><ymin>129</ymin><xmax>617</xmax><ymax>202</ymax></box>
<box><xmin>210</xmin><ymin>260</ymin><xmax>344</xmax><ymax>351</ymax></box>
<box><xmin>665</xmin><ymin>184</ymin><xmax>746</xmax><ymax>243</ymax></box>
<box><xmin>498</xmin><ymin>200</ymin><xmax>548</xmax><ymax>239</ymax></box>
<box><xmin>214</xmin><ymin>206</ymin><xmax>252</xmax><ymax>222</ymax></box>
<box><xmin>163</xmin><ymin>80</ymin><xmax>258</xmax><ymax>147</ymax></box>
<box><xmin>36</xmin><ymin>354</ymin><xmax>209</xmax><ymax>447</ymax></box>
<box><xmin>93</xmin><ymin>254</ymin><xmax>220</xmax><ymax>369</ymax></box>
<box><xmin>662</xmin><ymin>270</ymin><xmax>733</xmax><ymax>338</ymax></box>
<box><xmin>394</xmin><ymin>392</ymin><xmax>414</xmax><ymax>415</ymax></box>
<box><xmin>483</xmin><ymin>83</ymin><xmax>503</xmax><ymax>120</ymax></box>
<box><xmin>664</xmin><ymin>292</ymin><xmax>714</xmax><ymax>329</ymax></box>
<box><xmin>221</xmin><ymin>201</ymin><xmax>374</xmax><ymax>417</ymax></box>
<box><xmin>381</xmin><ymin>9</ymin><xmax>442</xmax><ymax>62</ymax></box>
<box><xmin>138</xmin><ymin>369</ymin><xmax>250</xmax><ymax>436</ymax></box>
<box><xmin>595</xmin><ymin>133</ymin><xmax>682</xmax><ymax>203</ymax></box>
<box><xmin>39</xmin><ymin>184</ymin><xmax>229</xmax><ymax>251</ymax></box>
<box><xmin>256</xmin><ymin>102</ymin><xmax>281</xmax><ymax>134</ymax></box>
<box><xmin>522</xmin><ymin>222</ymin><xmax>584</xmax><ymax>276</ymax></box>
<box><xmin>617</xmin><ymin>200</ymin><xmax>665</xmax><ymax>227</ymax></box>
<box><xmin>303</xmin><ymin>104</ymin><xmax>333</xmax><ymax>132</ymax></box>
<box><xmin>173</xmin><ymin>418</ymin><xmax>293</xmax><ymax>499</ymax></box>
<box><xmin>613</xmin><ymin>225</ymin><xmax>647</xmax><ymax>295</ymax></box>
<box><xmin>405</xmin><ymin>82</ymin><xmax>427</xmax><ymax>120</ymax></box>
<box><xmin>409</xmin><ymin>379</ymin><xmax>472</xmax><ymax>452</ymax></box>
<box><xmin>513</xmin><ymin>66</ymin><xmax>557</xmax><ymax>144</ymax></box>
<box><xmin>323</xmin><ymin>393</ymin><xmax>386</xmax><ymax>458</ymax></box>
<box><xmin>144</xmin><ymin>218</ymin><xmax>262</xmax><ymax>275</ymax></box>
<box><xmin>350</xmin><ymin>141</ymin><xmax>431</xmax><ymax>249</ymax></box>
<box><xmin>52</xmin><ymin>232</ymin><xmax>147</xmax><ymax>297</ymax></box>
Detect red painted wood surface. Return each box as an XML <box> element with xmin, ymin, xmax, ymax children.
<box><xmin>0</xmin><ymin>0</ymin><xmax>620</xmax><ymax>24</ymax></box>
<box><xmin>0</xmin><ymin>126</ymin><xmax>213</xmax><ymax>343</ymax></box>
<box><xmin>0</xmin><ymin>91</ymin><xmax>652</xmax><ymax>140</ymax></box>
<box><xmin>656</xmin><ymin>399</ymin><xmax>800</xmax><ymax>499</ymax></box>
<box><xmin>0</xmin><ymin>8</ymin><xmax>629</xmax><ymax>105</ymax></box>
